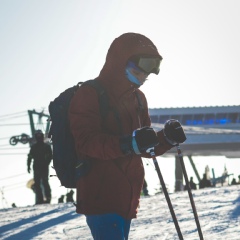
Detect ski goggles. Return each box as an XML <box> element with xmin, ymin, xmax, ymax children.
<box><xmin>128</xmin><ymin>55</ymin><xmax>162</xmax><ymax>74</ymax></box>
<box><xmin>126</xmin><ymin>61</ymin><xmax>145</xmax><ymax>74</ymax></box>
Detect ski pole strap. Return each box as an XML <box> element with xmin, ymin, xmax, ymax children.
<box><xmin>132</xmin><ymin>130</ymin><xmax>141</xmax><ymax>154</ymax></box>
<box><xmin>176</xmin><ymin>145</ymin><xmax>204</xmax><ymax>240</ymax></box>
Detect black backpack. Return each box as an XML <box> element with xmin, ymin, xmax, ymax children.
<box><xmin>48</xmin><ymin>80</ymin><xmax>109</xmax><ymax>188</ymax></box>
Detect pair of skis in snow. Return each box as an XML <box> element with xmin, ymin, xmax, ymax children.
<box><xmin>148</xmin><ymin>145</ymin><xmax>204</xmax><ymax>240</ymax></box>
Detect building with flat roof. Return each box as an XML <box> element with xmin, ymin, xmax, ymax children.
<box><xmin>149</xmin><ymin>105</ymin><xmax>240</xmax><ymax>130</ymax></box>
<box><xmin>149</xmin><ymin>105</ymin><xmax>240</xmax><ymax>158</ymax></box>
<box><xmin>149</xmin><ymin>105</ymin><xmax>240</xmax><ymax>191</ymax></box>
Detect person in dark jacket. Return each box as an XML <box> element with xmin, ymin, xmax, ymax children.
<box><xmin>27</xmin><ymin>130</ymin><xmax>53</xmax><ymax>204</ymax></box>
<box><xmin>66</xmin><ymin>189</ymin><xmax>75</xmax><ymax>202</ymax></box>
<box><xmin>142</xmin><ymin>179</ymin><xmax>149</xmax><ymax>196</ymax></box>
<box><xmin>231</xmin><ymin>178</ymin><xmax>238</xmax><ymax>185</ymax></box>
<box><xmin>184</xmin><ymin>176</ymin><xmax>197</xmax><ymax>190</ymax></box>
<box><xmin>58</xmin><ymin>195</ymin><xmax>65</xmax><ymax>203</ymax></box>
<box><xmin>199</xmin><ymin>173</ymin><xmax>212</xmax><ymax>189</ymax></box>
<box><xmin>189</xmin><ymin>177</ymin><xmax>197</xmax><ymax>190</ymax></box>
<box><xmin>69</xmin><ymin>32</ymin><xmax>186</xmax><ymax>240</ymax></box>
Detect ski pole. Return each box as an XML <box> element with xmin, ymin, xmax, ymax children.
<box><xmin>147</xmin><ymin>148</ymin><xmax>184</xmax><ymax>240</ymax></box>
<box><xmin>176</xmin><ymin>144</ymin><xmax>204</xmax><ymax>240</ymax></box>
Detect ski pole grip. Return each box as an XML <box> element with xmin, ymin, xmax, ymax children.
<box><xmin>146</xmin><ymin>147</ymin><xmax>155</xmax><ymax>157</ymax></box>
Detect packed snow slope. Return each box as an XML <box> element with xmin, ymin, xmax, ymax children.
<box><xmin>0</xmin><ymin>186</ymin><xmax>239</xmax><ymax>240</ymax></box>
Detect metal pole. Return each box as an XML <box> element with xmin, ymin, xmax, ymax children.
<box><xmin>28</xmin><ymin>110</ymin><xmax>36</xmax><ymax>137</ymax></box>
<box><xmin>175</xmin><ymin>155</ymin><xmax>183</xmax><ymax>191</ymax></box>
<box><xmin>148</xmin><ymin>149</ymin><xmax>183</xmax><ymax>240</ymax></box>
<box><xmin>176</xmin><ymin>145</ymin><xmax>204</xmax><ymax>240</ymax></box>
<box><xmin>188</xmin><ymin>155</ymin><xmax>201</xmax><ymax>183</ymax></box>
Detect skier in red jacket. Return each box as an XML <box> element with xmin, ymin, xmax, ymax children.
<box><xmin>69</xmin><ymin>32</ymin><xmax>186</xmax><ymax>240</ymax></box>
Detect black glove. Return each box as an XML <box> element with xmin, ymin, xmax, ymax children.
<box><xmin>120</xmin><ymin>127</ymin><xmax>159</xmax><ymax>155</ymax></box>
<box><xmin>163</xmin><ymin>119</ymin><xmax>186</xmax><ymax>146</ymax></box>
<box><xmin>27</xmin><ymin>166</ymin><xmax>31</xmax><ymax>173</ymax></box>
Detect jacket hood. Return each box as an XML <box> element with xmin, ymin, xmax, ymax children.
<box><xmin>97</xmin><ymin>33</ymin><xmax>162</xmax><ymax>95</ymax></box>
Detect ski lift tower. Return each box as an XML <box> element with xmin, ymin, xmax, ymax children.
<box><xmin>9</xmin><ymin>109</ymin><xmax>50</xmax><ymax>146</ymax></box>
<box><xmin>28</xmin><ymin>109</ymin><xmax>50</xmax><ymax>139</ymax></box>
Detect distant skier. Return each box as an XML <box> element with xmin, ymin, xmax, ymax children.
<box><xmin>199</xmin><ymin>173</ymin><xmax>212</xmax><ymax>189</ymax></box>
<box><xmin>142</xmin><ymin>179</ymin><xmax>149</xmax><ymax>196</ymax></box>
<box><xmin>27</xmin><ymin>130</ymin><xmax>53</xmax><ymax>204</ymax></box>
<box><xmin>66</xmin><ymin>190</ymin><xmax>75</xmax><ymax>202</ymax></box>
<box><xmin>231</xmin><ymin>178</ymin><xmax>238</xmax><ymax>185</ymax></box>
<box><xmin>238</xmin><ymin>175</ymin><xmax>240</xmax><ymax>184</ymax></box>
<box><xmin>58</xmin><ymin>195</ymin><xmax>65</xmax><ymax>203</ymax></box>
<box><xmin>184</xmin><ymin>177</ymin><xmax>197</xmax><ymax>190</ymax></box>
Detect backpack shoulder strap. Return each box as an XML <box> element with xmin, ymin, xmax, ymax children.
<box><xmin>81</xmin><ymin>79</ymin><xmax>109</xmax><ymax>119</ymax></box>
<box><xmin>81</xmin><ymin>79</ymin><xmax>123</xmax><ymax>134</ymax></box>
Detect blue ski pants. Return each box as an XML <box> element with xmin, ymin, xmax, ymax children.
<box><xmin>86</xmin><ymin>213</ymin><xmax>132</xmax><ymax>240</ymax></box>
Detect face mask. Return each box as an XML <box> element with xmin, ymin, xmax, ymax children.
<box><xmin>125</xmin><ymin>68</ymin><xmax>142</xmax><ymax>87</ymax></box>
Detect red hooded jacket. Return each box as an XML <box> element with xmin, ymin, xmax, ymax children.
<box><xmin>69</xmin><ymin>33</ymin><xmax>173</xmax><ymax>219</ymax></box>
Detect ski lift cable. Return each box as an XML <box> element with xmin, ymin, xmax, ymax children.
<box><xmin>0</xmin><ymin>147</ymin><xmax>29</xmax><ymax>150</ymax></box>
<box><xmin>0</xmin><ymin>114</ymin><xmax>28</xmax><ymax>122</ymax></box>
<box><xmin>0</xmin><ymin>144</ymin><xmax>12</xmax><ymax>147</ymax></box>
<box><xmin>0</xmin><ymin>173</ymin><xmax>27</xmax><ymax>181</ymax></box>
<box><xmin>0</xmin><ymin>153</ymin><xmax>28</xmax><ymax>155</ymax></box>
<box><xmin>2</xmin><ymin>185</ymin><xmax>27</xmax><ymax>191</ymax></box>
<box><xmin>2</xmin><ymin>180</ymin><xmax>27</xmax><ymax>188</ymax></box>
<box><xmin>0</xmin><ymin>123</ymin><xmax>29</xmax><ymax>126</ymax></box>
<box><xmin>0</xmin><ymin>135</ymin><xmax>31</xmax><ymax>145</ymax></box>
<box><xmin>0</xmin><ymin>111</ymin><xmax>27</xmax><ymax>118</ymax></box>
<box><xmin>0</xmin><ymin>136</ymin><xmax>30</xmax><ymax>142</ymax></box>
<box><xmin>0</xmin><ymin>137</ymin><xmax>13</xmax><ymax>140</ymax></box>
<box><xmin>0</xmin><ymin>109</ymin><xmax>49</xmax><ymax>119</ymax></box>
<box><xmin>0</xmin><ymin>143</ymin><xmax>28</xmax><ymax>147</ymax></box>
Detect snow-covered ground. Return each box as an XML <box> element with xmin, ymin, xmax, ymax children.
<box><xmin>0</xmin><ymin>185</ymin><xmax>239</xmax><ymax>240</ymax></box>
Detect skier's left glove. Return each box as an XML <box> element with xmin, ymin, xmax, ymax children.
<box><xmin>27</xmin><ymin>166</ymin><xmax>31</xmax><ymax>173</ymax></box>
<box><xmin>163</xmin><ymin>119</ymin><xmax>186</xmax><ymax>146</ymax></box>
<box><xmin>119</xmin><ymin>126</ymin><xmax>159</xmax><ymax>155</ymax></box>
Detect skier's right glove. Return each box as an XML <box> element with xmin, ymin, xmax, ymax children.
<box><xmin>27</xmin><ymin>166</ymin><xmax>31</xmax><ymax>173</ymax></box>
<box><xmin>119</xmin><ymin>126</ymin><xmax>159</xmax><ymax>155</ymax></box>
<box><xmin>163</xmin><ymin>119</ymin><xmax>186</xmax><ymax>146</ymax></box>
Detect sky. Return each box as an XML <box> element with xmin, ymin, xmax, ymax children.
<box><xmin>1</xmin><ymin>0</ymin><xmax>240</xmax><ymax>112</ymax></box>
<box><xmin>0</xmin><ymin>185</ymin><xmax>240</xmax><ymax>239</ymax></box>
<box><xmin>0</xmin><ymin>0</ymin><xmax>240</xmax><ymax>208</ymax></box>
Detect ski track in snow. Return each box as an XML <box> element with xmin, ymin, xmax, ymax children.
<box><xmin>0</xmin><ymin>186</ymin><xmax>239</xmax><ymax>240</ymax></box>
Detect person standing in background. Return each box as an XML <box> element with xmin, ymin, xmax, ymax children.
<box><xmin>27</xmin><ymin>130</ymin><xmax>53</xmax><ymax>204</ymax></box>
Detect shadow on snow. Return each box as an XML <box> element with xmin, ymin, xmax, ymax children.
<box><xmin>0</xmin><ymin>208</ymin><xmax>81</xmax><ymax>240</ymax></box>
<box><xmin>230</xmin><ymin>195</ymin><xmax>240</xmax><ymax>219</ymax></box>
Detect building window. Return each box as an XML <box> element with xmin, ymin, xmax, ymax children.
<box><xmin>203</xmin><ymin>114</ymin><xmax>215</xmax><ymax>124</ymax></box>
<box><xmin>215</xmin><ymin>113</ymin><xmax>228</xmax><ymax>124</ymax></box>
<box><xmin>170</xmin><ymin>115</ymin><xmax>182</xmax><ymax>123</ymax></box>
<box><xmin>150</xmin><ymin>115</ymin><xmax>158</xmax><ymax>123</ymax></box>
<box><xmin>182</xmin><ymin>115</ymin><xmax>193</xmax><ymax>125</ymax></box>
<box><xmin>192</xmin><ymin>114</ymin><xmax>204</xmax><ymax>125</ymax></box>
<box><xmin>159</xmin><ymin>115</ymin><xmax>170</xmax><ymax>124</ymax></box>
<box><xmin>228</xmin><ymin>113</ymin><xmax>239</xmax><ymax>123</ymax></box>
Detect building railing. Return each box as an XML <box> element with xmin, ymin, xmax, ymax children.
<box><xmin>150</xmin><ymin>112</ymin><xmax>240</xmax><ymax>126</ymax></box>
